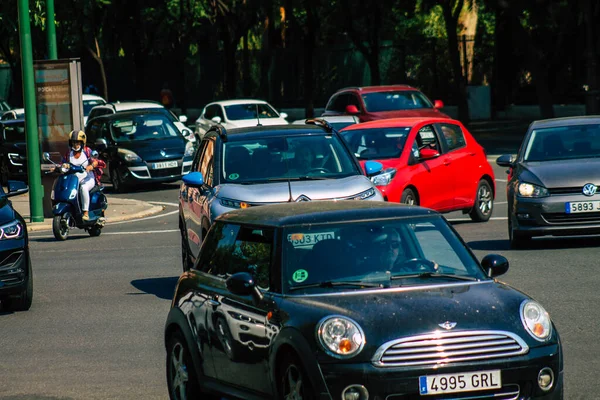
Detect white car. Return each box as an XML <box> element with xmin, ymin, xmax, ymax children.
<box><xmin>194</xmin><ymin>99</ymin><xmax>288</xmax><ymax>138</ymax></box>
<box><xmin>1</xmin><ymin>108</ymin><xmax>25</xmax><ymax>121</ymax></box>
<box><xmin>82</xmin><ymin>94</ymin><xmax>107</xmax><ymax>125</ymax></box>
<box><xmin>86</xmin><ymin>100</ymin><xmax>195</xmax><ymax>143</ymax></box>
<box><xmin>292</xmin><ymin>115</ymin><xmax>359</xmax><ymax>131</ymax></box>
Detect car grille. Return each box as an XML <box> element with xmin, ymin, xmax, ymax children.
<box><xmin>372</xmin><ymin>330</ymin><xmax>529</xmax><ymax>368</ymax></box>
<box><xmin>149</xmin><ymin>167</ymin><xmax>181</xmax><ymax>178</ymax></box>
<box><xmin>386</xmin><ymin>384</ymin><xmax>520</xmax><ymax>400</ymax></box>
<box><xmin>548</xmin><ymin>187</ymin><xmax>587</xmax><ymax>195</ymax></box>
<box><xmin>542</xmin><ymin>212</ymin><xmax>600</xmax><ymax>224</ymax></box>
<box><xmin>0</xmin><ymin>250</ymin><xmax>26</xmax><ymax>287</ymax></box>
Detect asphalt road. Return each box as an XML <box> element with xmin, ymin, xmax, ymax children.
<box><xmin>1</xmin><ymin>144</ymin><xmax>598</xmax><ymax>399</ymax></box>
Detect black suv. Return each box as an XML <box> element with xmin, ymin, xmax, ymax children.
<box><xmin>0</xmin><ymin>180</ymin><xmax>32</xmax><ymax>312</ymax></box>
<box><xmin>0</xmin><ymin>119</ymin><xmax>27</xmax><ymax>186</ymax></box>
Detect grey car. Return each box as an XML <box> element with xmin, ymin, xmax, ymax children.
<box><xmin>178</xmin><ymin>122</ymin><xmax>384</xmax><ymax>271</ymax></box>
<box><xmin>497</xmin><ymin>116</ymin><xmax>600</xmax><ymax>248</ymax></box>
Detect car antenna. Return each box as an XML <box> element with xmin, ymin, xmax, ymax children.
<box><xmin>256</xmin><ymin>103</ymin><xmax>262</xmax><ymax>127</ymax></box>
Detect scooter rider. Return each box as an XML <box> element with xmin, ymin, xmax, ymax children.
<box><xmin>62</xmin><ymin>130</ymin><xmax>99</xmax><ymax>221</ymax></box>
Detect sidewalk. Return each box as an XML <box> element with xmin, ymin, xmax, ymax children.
<box><xmin>11</xmin><ymin>193</ymin><xmax>165</xmax><ymax>232</ymax></box>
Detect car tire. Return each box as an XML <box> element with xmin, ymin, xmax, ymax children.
<box><xmin>166</xmin><ymin>330</ymin><xmax>210</xmax><ymax>400</ymax></box>
<box><xmin>400</xmin><ymin>188</ymin><xmax>418</xmax><ymax>205</ymax></box>
<box><xmin>278</xmin><ymin>353</ymin><xmax>317</xmax><ymax>400</ymax></box>
<box><xmin>3</xmin><ymin>256</ymin><xmax>33</xmax><ymax>312</ymax></box>
<box><xmin>52</xmin><ymin>215</ymin><xmax>69</xmax><ymax>241</ymax></box>
<box><xmin>469</xmin><ymin>180</ymin><xmax>494</xmax><ymax>222</ymax></box>
<box><xmin>111</xmin><ymin>168</ymin><xmax>126</xmax><ymax>193</ymax></box>
<box><xmin>509</xmin><ymin>218</ymin><xmax>531</xmax><ymax>249</ymax></box>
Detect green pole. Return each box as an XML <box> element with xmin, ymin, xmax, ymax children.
<box><xmin>18</xmin><ymin>0</ymin><xmax>44</xmax><ymax>223</ymax></box>
<box><xmin>46</xmin><ymin>0</ymin><xmax>57</xmax><ymax>60</ymax></box>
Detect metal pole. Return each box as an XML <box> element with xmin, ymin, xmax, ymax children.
<box><xmin>46</xmin><ymin>0</ymin><xmax>58</xmax><ymax>60</ymax></box>
<box><xmin>18</xmin><ymin>0</ymin><xmax>44</xmax><ymax>222</ymax></box>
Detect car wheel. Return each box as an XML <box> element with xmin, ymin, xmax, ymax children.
<box><xmin>278</xmin><ymin>353</ymin><xmax>317</xmax><ymax>400</ymax></box>
<box><xmin>166</xmin><ymin>330</ymin><xmax>207</xmax><ymax>400</ymax></box>
<box><xmin>400</xmin><ymin>188</ymin><xmax>418</xmax><ymax>205</ymax></box>
<box><xmin>88</xmin><ymin>226</ymin><xmax>102</xmax><ymax>237</ymax></box>
<box><xmin>111</xmin><ymin>168</ymin><xmax>126</xmax><ymax>193</ymax></box>
<box><xmin>52</xmin><ymin>215</ymin><xmax>69</xmax><ymax>241</ymax></box>
<box><xmin>509</xmin><ymin>217</ymin><xmax>531</xmax><ymax>249</ymax></box>
<box><xmin>3</xmin><ymin>256</ymin><xmax>33</xmax><ymax>312</ymax></box>
<box><xmin>469</xmin><ymin>180</ymin><xmax>494</xmax><ymax>222</ymax></box>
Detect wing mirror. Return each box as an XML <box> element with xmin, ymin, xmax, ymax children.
<box><xmin>211</xmin><ymin>116</ymin><xmax>222</xmax><ymax>124</ymax></box>
<box><xmin>419</xmin><ymin>148</ymin><xmax>440</xmax><ymax>160</ymax></box>
<box><xmin>280</xmin><ymin>112</ymin><xmax>288</xmax><ymax>119</ymax></box>
<box><xmin>182</xmin><ymin>171</ymin><xmax>204</xmax><ymax>187</ymax></box>
<box><xmin>434</xmin><ymin>100</ymin><xmax>445</xmax><ymax>109</ymax></box>
<box><xmin>481</xmin><ymin>254</ymin><xmax>509</xmax><ymax>277</ymax></box>
<box><xmin>496</xmin><ymin>154</ymin><xmax>515</xmax><ymax>168</ymax></box>
<box><xmin>345</xmin><ymin>105</ymin><xmax>360</xmax><ymax>115</ymax></box>
<box><xmin>226</xmin><ymin>272</ymin><xmax>264</xmax><ymax>302</ymax></box>
<box><xmin>179</xmin><ymin>115</ymin><xmax>188</xmax><ymax>124</ymax></box>
<box><xmin>42</xmin><ymin>152</ymin><xmax>51</xmax><ymax>162</ymax></box>
<box><xmin>364</xmin><ymin>160</ymin><xmax>383</xmax><ymax>177</ymax></box>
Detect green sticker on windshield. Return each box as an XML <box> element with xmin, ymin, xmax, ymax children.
<box><xmin>292</xmin><ymin>269</ymin><xmax>309</xmax><ymax>283</ymax></box>
<box><xmin>229</xmin><ymin>173</ymin><xmax>239</xmax><ymax>180</ymax></box>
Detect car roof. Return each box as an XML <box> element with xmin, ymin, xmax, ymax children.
<box><xmin>99</xmin><ymin>101</ymin><xmax>164</xmax><ymax>112</ymax></box>
<box><xmin>82</xmin><ymin>94</ymin><xmax>106</xmax><ymax>102</ymax></box>
<box><xmin>530</xmin><ymin>116</ymin><xmax>600</xmax><ymax>130</ymax></box>
<box><xmin>207</xmin><ymin>99</ymin><xmax>269</xmax><ymax>107</ymax></box>
<box><xmin>292</xmin><ymin>115</ymin><xmax>358</xmax><ymax>125</ymax></box>
<box><xmin>337</xmin><ymin>85</ymin><xmax>417</xmax><ymax>93</ymax></box>
<box><xmin>0</xmin><ymin>119</ymin><xmax>25</xmax><ymax>127</ymax></box>
<box><xmin>99</xmin><ymin>109</ymin><xmax>171</xmax><ymax>120</ymax></box>
<box><xmin>209</xmin><ymin>124</ymin><xmax>331</xmax><ymax>141</ymax></box>
<box><xmin>340</xmin><ymin>117</ymin><xmax>459</xmax><ymax>131</ymax></box>
<box><xmin>216</xmin><ymin>201</ymin><xmax>438</xmax><ymax>227</ymax></box>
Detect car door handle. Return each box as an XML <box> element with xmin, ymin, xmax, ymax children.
<box><xmin>443</xmin><ymin>158</ymin><xmax>451</xmax><ymax>166</ymax></box>
<box><xmin>207</xmin><ymin>299</ymin><xmax>220</xmax><ymax>307</ymax></box>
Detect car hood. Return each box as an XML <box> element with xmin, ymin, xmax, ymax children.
<box><xmin>519</xmin><ymin>158</ymin><xmax>600</xmax><ymax>188</ymax></box>
<box><xmin>281</xmin><ymin>281</ymin><xmax>546</xmax><ymax>362</ymax></box>
<box><xmin>3</xmin><ymin>142</ymin><xmax>27</xmax><ymax>154</ymax></box>
<box><xmin>366</xmin><ymin>108</ymin><xmax>450</xmax><ymax>120</ymax></box>
<box><xmin>0</xmin><ymin>197</ymin><xmax>16</xmax><ymax>225</ymax></box>
<box><xmin>216</xmin><ymin>175</ymin><xmax>375</xmax><ymax>203</ymax></box>
<box><xmin>115</xmin><ymin>138</ymin><xmax>185</xmax><ymax>162</ymax></box>
<box><xmin>225</xmin><ymin>118</ymin><xmax>288</xmax><ymax>128</ymax></box>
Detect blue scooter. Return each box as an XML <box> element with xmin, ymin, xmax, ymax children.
<box><xmin>43</xmin><ymin>152</ymin><xmax>108</xmax><ymax>240</ymax></box>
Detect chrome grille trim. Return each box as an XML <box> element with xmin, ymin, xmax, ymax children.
<box><xmin>372</xmin><ymin>330</ymin><xmax>529</xmax><ymax>367</ymax></box>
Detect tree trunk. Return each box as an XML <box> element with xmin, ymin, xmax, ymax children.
<box><xmin>242</xmin><ymin>34</ymin><xmax>251</xmax><ymax>96</ymax></box>
<box><xmin>583</xmin><ymin>0</ymin><xmax>599</xmax><ymax>114</ymax></box>
<box><xmin>224</xmin><ymin>38</ymin><xmax>238</xmax><ymax>98</ymax></box>
<box><xmin>259</xmin><ymin>2</ymin><xmax>275</xmax><ymax>100</ymax></box>
<box><xmin>303</xmin><ymin>1</ymin><xmax>317</xmax><ymax>118</ymax></box>
<box><xmin>443</xmin><ymin>5</ymin><xmax>470</xmax><ymax>123</ymax></box>
<box><xmin>366</xmin><ymin>51</ymin><xmax>381</xmax><ymax>86</ymax></box>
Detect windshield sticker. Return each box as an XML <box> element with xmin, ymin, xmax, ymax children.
<box><xmin>292</xmin><ymin>269</ymin><xmax>309</xmax><ymax>283</ymax></box>
<box><xmin>287</xmin><ymin>232</ymin><xmax>335</xmax><ymax>248</ymax></box>
<box><xmin>228</xmin><ymin>173</ymin><xmax>240</xmax><ymax>180</ymax></box>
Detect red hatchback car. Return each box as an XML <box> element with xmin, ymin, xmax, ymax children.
<box><xmin>322</xmin><ymin>85</ymin><xmax>450</xmax><ymax>122</ymax></box>
<box><xmin>340</xmin><ymin>117</ymin><xmax>495</xmax><ymax>221</ymax></box>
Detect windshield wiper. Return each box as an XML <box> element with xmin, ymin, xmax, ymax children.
<box><xmin>289</xmin><ymin>280</ymin><xmax>382</xmax><ymax>291</ymax></box>
<box><xmin>267</xmin><ymin>176</ymin><xmax>333</xmax><ymax>182</ymax></box>
<box><xmin>390</xmin><ymin>272</ymin><xmax>478</xmax><ymax>282</ymax></box>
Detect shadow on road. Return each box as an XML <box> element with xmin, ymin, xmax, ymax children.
<box><xmin>130</xmin><ymin>276</ymin><xmax>179</xmax><ymax>300</ymax></box>
<box><xmin>106</xmin><ymin>181</ymin><xmax>181</xmax><ymax>195</ymax></box>
<box><xmin>30</xmin><ymin>235</ymin><xmax>91</xmax><ymax>243</ymax></box>
<box><xmin>468</xmin><ymin>236</ymin><xmax>600</xmax><ymax>251</ymax></box>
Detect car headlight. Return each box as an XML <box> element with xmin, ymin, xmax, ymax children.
<box><xmin>316</xmin><ymin>315</ymin><xmax>365</xmax><ymax>359</ymax></box>
<box><xmin>219</xmin><ymin>198</ymin><xmax>251</xmax><ymax>209</ymax></box>
<box><xmin>348</xmin><ymin>187</ymin><xmax>376</xmax><ymax>200</ymax></box>
<box><xmin>118</xmin><ymin>148</ymin><xmax>143</xmax><ymax>163</ymax></box>
<box><xmin>520</xmin><ymin>300</ymin><xmax>552</xmax><ymax>341</ymax></box>
<box><xmin>518</xmin><ymin>182</ymin><xmax>549</xmax><ymax>198</ymax></box>
<box><xmin>184</xmin><ymin>141</ymin><xmax>195</xmax><ymax>157</ymax></box>
<box><xmin>371</xmin><ymin>168</ymin><xmax>396</xmax><ymax>186</ymax></box>
<box><xmin>0</xmin><ymin>220</ymin><xmax>24</xmax><ymax>240</ymax></box>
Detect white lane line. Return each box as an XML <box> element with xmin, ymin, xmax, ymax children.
<box><xmin>447</xmin><ymin>216</ymin><xmax>507</xmax><ymax>221</ymax></box>
<box><xmin>107</xmin><ymin>209</ymin><xmax>179</xmax><ymax>225</ymax></box>
<box><xmin>495</xmin><ymin>179</ymin><xmax>508</xmax><ymax>182</ymax></box>
<box><xmin>495</xmin><ymin>201</ymin><xmax>507</xmax><ymax>205</ymax></box>
<box><xmin>29</xmin><ymin>229</ymin><xmax>179</xmax><ymax>239</ymax></box>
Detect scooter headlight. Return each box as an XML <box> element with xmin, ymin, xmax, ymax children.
<box><xmin>69</xmin><ymin>189</ymin><xmax>78</xmax><ymax>200</ymax></box>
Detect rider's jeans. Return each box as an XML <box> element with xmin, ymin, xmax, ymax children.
<box><xmin>79</xmin><ymin>178</ymin><xmax>95</xmax><ymax>212</ymax></box>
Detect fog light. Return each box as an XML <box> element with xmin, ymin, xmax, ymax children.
<box><xmin>538</xmin><ymin>367</ymin><xmax>554</xmax><ymax>391</ymax></box>
<box><xmin>517</xmin><ymin>213</ymin><xmax>530</xmax><ymax>219</ymax></box>
<box><xmin>342</xmin><ymin>384</ymin><xmax>369</xmax><ymax>400</ymax></box>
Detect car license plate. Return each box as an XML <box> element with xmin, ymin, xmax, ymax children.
<box><xmin>153</xmin><ymin>161</ymin><xmax>178</xmax><ymax>169</ymax></box>
<box><xmin>419</xmin><ymin>370</ymin><xmax>501</xmax><ymax>396</ymax></box>
<box><xmin>287</xmin><ymin>232</ymin><xmax>335</xmax><ymax>248</ymax></box>
<box><xmin>565</xmin><ymin>201</ymin><xmax>600</xmax><ymax>213</ymax></box>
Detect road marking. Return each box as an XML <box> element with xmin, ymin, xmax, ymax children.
<box><xmin>495</xmin><ymin>201</ymin><xmax>507</xmax><ymax>204</ymax></box>
<box><xmin>107</xmin><ymin>209</ymin><xmax>179</xmax><ymax>225</ymax></box>
<box><xmin>447</xmin><ymin>216</ymin><xmax>507</xmax><ymax>222</ymax></box>
<box><xmin>495</xmin><ymin>179</ymin><xmax>508</xmax><ymax>182</ymax></box>
<box><xmin>29</xmin><ymin>229</ymin><xmax>179</xmax><ymax>239</ymax></box>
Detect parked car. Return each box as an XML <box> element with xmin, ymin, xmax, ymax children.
<box><xmin>165</xmin><ymin>201</ymin><xmax>563</xmax><ymax>400</ymax></box>
<box><xmin>323</xmin><ymin>85</ymin><xmax>449</xmax><ymax>122</ymax></box>
<box><xmin>0</xmin><ymin>180</ymin><xmax>33</xmax><ymax>312</ymax></box>
<box><xmin>497</xmin><ymin>116</ymin><xmax>600</xmax><ymax>248</ymax></box>
<box><xmin>194</xmin><ymin>99</ymin><xmax>289</xmax><ymax>138</ymax></box>
<box><xmin>179</xmin><ymin>122</ymin><xmax>384</xmax><ymax>270</ymax></box>
<box><xmin>82</xmin><ymin>94</ymin><xmax>107</xmax><ymax>125</ymax></box>
<box><xmin>0</xmin><ymin>98</ymin><xmax>11</xmax><ymax>113</ymax></box>
<box><xmin>340</xmin><ymin>117</ymin><xmax>495</xmax><ymax>221</ymax></box>
<box><xmin>1</xmin><ymin>108</ymin><xmax>25</xmax><ymax>121</ymax></box>
<box><xmin>86</xmin><ymin>100</ymin><xmax>195</xmax><ymax>143</ymax></box>
<box><xmin>85</xmin><ymin>110</ymin><xmax>194</xmax><ymax>192</ymax></box>
<box><xmin>0</xmin><ymin>119</ymin><xmax>27</xmax><ymax>186</ymax></box>
<box><xmin>292</xmin><ymin>114</ymin><xmax>359</xmax><ymax>131</ymax></box>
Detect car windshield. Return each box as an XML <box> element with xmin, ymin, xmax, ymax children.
<box><xmin>362</xmin><ymin>90</ymin><xmax>433</xmax><ymax>112</ymax></box>
<box><xmin>222</xmin><ymin>134</ymin><xmax>360</xmax><ymax>183</ymax></box>
<box><xmin>83</xmin><ymin>100</ymin><xmax>106</xmax><ymax>116</ymax></box>
<box><xmin>225</xmin><ymin>103</ymin><xmax>279</xmax><ymax>120</ymax></box>
<box><xmin>109</xmin><ymin>114</ymin><xmax>181</xmax><ymax>142</ymax></box>
<box><xmin>2</xmin><ymin>123</ymin><xmax>25</xmax><ymax>142</ymax></box>
<box><xmin>340</xmin><ymin>127</ymin><xmax>410</xmax><ymax>160</ymax></box>
<box><xmin>523</xmin><ymin>124</ymin><xmax>600</xmax><ymax>161</ymax></box>
<box><xmin>282</xmin><ymin>216</ymin><xmax>485</xmax><ymax>294</ymax></box>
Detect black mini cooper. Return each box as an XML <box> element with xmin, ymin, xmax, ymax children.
<box><xmin>165</xmin><ymin>202</ymin><xmax>563</xmax><ymax>400</ymax></box>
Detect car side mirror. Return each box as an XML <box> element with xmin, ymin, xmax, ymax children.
<box><xmin>182</xmin><ymin>171</ymin><xmax>204</xmax><ymax>187</ymax></box>
<box><xmin>226</xmin><ymin>272</ymin><xmax>264</xmax><ymax>302</ymax></box>
<box><xmin>6</xmin><ymin>180</ymin><xmax>29</xmax><ymax>197</ymax></box>
<box><xmin>481</xmin><ymin>254</ymin><xmax>509</xmax><ymax>277</ymax></box>
<box><xmin>211</xmin><ymin>116</ymin><xmax>222</xmax><ymax>124</ymax></box>
<box><xmin>280</xmin><ymin>112</ymin><xmax>288</xmax><ymax>119</ymax></box>
<box><xmin>419</xmin><ymin>148</ymin><xmax>440</xmax><ymax>160</ymax></box>
<box><xmin>496</xmin><ymin>154</ymin><xmax>515</xmax><ymax>168</ymax></box>
<box><xmin>433</xmin><ymin>100</ymin><xmax>444</xmax><ymax>109</ymax></box>
<box><xmin>345</xmin><ymin>105</ymin><xmax>360</xmax><ymax>115</ymax></box>
<box><xmin>179</xmin><ymin>115</ymin><xmax>188</xmax><ymax>124</ymax></box>
<box><xmin>95</xmin><ymin>138</ymin><xmax>108</xmax><ymax>151</ymax></box>
<box><xmin>364</xmin><ymin>160</ymin><xmax>383</xmax><ymax>177</ymax></box>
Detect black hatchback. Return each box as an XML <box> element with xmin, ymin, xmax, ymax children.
<box><xmin>85</xmin><ymin>110</ymin><xmax>194</xmax><ymax>192</ymax></box>
<box><xmin>164</xmin><ymin>201</ymin><xmax>563</xmax><ymax>400</ymax></box>
<box><xmin>0</xmin><ymin>119</ymin><xmax>27</xmax><ymax>186</ymax></box>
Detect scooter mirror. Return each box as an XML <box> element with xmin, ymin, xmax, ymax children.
<box><xmin>42</xmin><ymin>152</ymin><xmax>51</xmax><ymax>162</ymax></box>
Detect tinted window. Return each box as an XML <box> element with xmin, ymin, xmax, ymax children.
<box><xmin>222</xmin><ymin>134</ymin><xmax>360</xmax><ymax>183</ymax></box>
<box><xmin>362</xmin><ymin>90</ymin><xmax>433</xmax><ymax>112</ymax></box>
<box><xmin>331</xmin><ymin>94</ymin><xmax>350</xmax><ymax>112</ymax></box>
<box><xmin>341</xmin><ymin>127</ymin><xmax>410</xmax><ymax>160</ymax></box>
<box><xmin>109</xmin><ymin>114</ymin><xmax>181</xmax><ymax>141</ymax></box>
<box><xmin>199</xmin><ymin>138</ymin><xmax>215</xmax><ymax>186</ymax></box>
<box><xmin>439</xmin><ymin>123</ymin><xmax>466</xmax><ymax>151</ymax></box>
<box><xmin>83</xmin><ymin>100</ymin><xmax>106</xmax><ymax>116</ymax></box>
<box><xmin>224</xmin><ymin>104</ymin><xmax>279</xmax><ymax>121</ymax></box>
<box><xmin>523</xmin><ymin>124</ymin><xmax>600</xmax><ymax>161</ymax></box>
<box><xmin>85</xmin><ymin>119</ymin><xmax>102</xmax><ymax>144</ymax></box>
<box><xmin>197</xmin><ymin>223</ymin><xmax>240</xmax><ymax>273</ymax></box>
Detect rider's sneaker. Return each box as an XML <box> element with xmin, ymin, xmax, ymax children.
<box><xmin>82</xmin><ymin>214</ymin><xmax>90</xmax><ymax>221</ymax></box>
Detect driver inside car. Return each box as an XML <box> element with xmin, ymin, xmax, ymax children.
<box><xmin>371</xmin><ymin>228</ymin><xmax>410</xmax><ymax>272</ymax></box>
<box><xmin>291</xmin><ymin>146</ymin><xmax>315</xmax><ymax>175</ymax></box>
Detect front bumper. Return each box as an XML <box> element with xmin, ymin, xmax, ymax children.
<box><xmin>120</xmin><ymin>157</ymin><xmax>193</xmax><ymax>185</ymax></box>
<box><xmin>513</xmin><ymin>193</ymin><xmax>600</xmax><ymax>237</ymax></box>
<box><xmin>317</xmin><ymin>345</ymin><xmax>562</xmax><ymax>400</ymax></box>
<box><xmin>0</xmin><ymin>242</ymin><xmax>29</xmax><ymax>296</ymax></box>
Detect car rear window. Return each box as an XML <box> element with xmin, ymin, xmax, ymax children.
<box><xmin>362</xmin><ymin>90</ymin><xmax>433</xmax><ymax>112</ymax></box>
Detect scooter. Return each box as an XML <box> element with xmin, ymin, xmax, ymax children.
<box><xmin>42</xmin><ymin>152</ymin><xmax>108</xmax><ymax>240</ymax></box>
